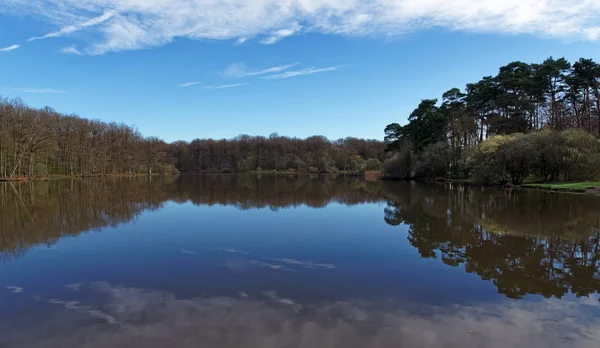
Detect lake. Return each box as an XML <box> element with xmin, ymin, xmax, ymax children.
<box><xmin>1</xmin><ymin>175</ymin><xmax>599</xmax><ymax>348</ymax></box>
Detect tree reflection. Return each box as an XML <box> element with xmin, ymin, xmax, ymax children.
<box><xmin>3</xmin><ymin>176</ymin><xmax>600</xmax><ymax>301</ymax></box>
<box><xmin>383</xmin><ymin>182</ymin><xmax>600</xmax><ymax>299</ymax></box>
<box><xmin>0</xmin><ymin>175</ymin><xmax>382</xmax><ymax>261</ymax></box>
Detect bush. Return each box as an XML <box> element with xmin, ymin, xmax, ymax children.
<box><xmin>561</xmin><ymin>129</ymin><xmax>600</xmax><ymax>180</ymax></box>
<box><xmin>363</xmin><ymin>158</ymin><xmax>382</xmax><ymax>171</ymax></box>
<box><xmin>453</xmin><ymin>146</ymin><xmax>476</xmax><ymax>178</ymax></box>
<box><xmin>472</xmin><ymin>134</ymin><xmax>534</xmax><ymax>185</ymax></box>
<box><xmin>413</xmin><ymin>142</ymin><xmax>451</xmax><ymax>179</ymax></box>
<box><xmin>528</xmin><ymin>129</ymin><xmax>568</xmax><ymax>181</ymax></box>
<box><xmin>158</xmin><ymin>164</ymin><xmax>180</xmax><ymax>174</ymax></box>
<box><xmin>383</xmin><ymin>144</ymin><xmax>413</xmax><ymax>179</ymax></box>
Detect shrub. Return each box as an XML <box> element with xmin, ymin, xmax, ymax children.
<box><xmin>561</xmin><ymin>129</ymin><xmax>600</xmax><ymax>180</ymax></box>
<box><xmin>528</xmin><ymin>129</ymin><xmax>568</xmax><ymax>182</ymax></box>
<box><xmin>363</xmin><ymin>158</ymin><xmax>382</xmax><ymax>171</ymax></box>
<box><xmin>383</xmin><ymin>144</ymin><xmax>413</xmax><ymax>179</ymax></box>
<box><xmin>472</xmin><ymin>134</ymin><xmax>534</xmax><ymax>185</ymax></box>
<box><xmin>453</xmin><ymin>146</ymin><xmax>476</xmax><ymax>178</ymax></box>
<box><xmin>413</xmin><ymin>141</ymin><xmax>451</xmax><ymax>179</ymax></box>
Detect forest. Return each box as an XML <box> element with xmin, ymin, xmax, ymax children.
<box><xmin>3</xmin><ymin>56</ymin><xmax>600</xmax><ymax>183</ymax></box>
<box><xmin>383</xmin><ymin>57</ymin><xmax>600</xmax><ymax>184</ymax></box>
<box><xmin>0</xmin><ymin>97</ymin><xmax>384</xmax><ymax>179</ymax></box>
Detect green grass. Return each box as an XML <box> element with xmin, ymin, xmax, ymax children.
<box><xmin>522</xmin><ymin>182</ymin><xmax>600</xmax><ymax>192</ymax></box>
<box><xmin>449</xmin><ymin>178</ymin><xmax>474</xmax><ymax>183</ymax></box>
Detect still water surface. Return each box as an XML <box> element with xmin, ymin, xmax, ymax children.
<box><xmin>1</xmin><ymin>175</ymin><xmax>599</xmax><ymax>347</ymax></box>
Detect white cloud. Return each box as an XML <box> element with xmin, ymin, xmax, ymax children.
<box><xmin>0</xmin><ymin>44</ymin><xmax>20</xmax><ymax>52</ymax></box>
<box><xmin>247</xmin><ymin>63</ymin><xmax>299</xmax><ymax>76</ymax></box>
<box><xmin>271</xmin><ymin>258</ymin><xmax>336</xmax><ymax>269</ymax></box>
<box><xmin>206</xmin><ymin>83</ymin><xmax>249</xmax><ymax>90</ymax></box>
<box><xmin>260</xmin><ymin>23</ymin><xmax>302</xmax><ymax>44</ymax></box>
<box><xmin>28</xmin><ymin>11</ymin><xmax>114</xmax><ymax>42</ymax></box>
<box><xmin>222</xmin><ymin>62</ymin><xmax>299</xmax><ymax>78</ymax></box>
<box><xmin>4</xmin><ymin>1</ymin><xmax>600</xmax><ymax>54</ymax></box>
<box><xmin>236</xmin><ymin>37</ymin><xmax>248</xmax><ymax>45</ymax></box>
<box><xmin>60</xmin><ymin>44</ymin><xmax>83</xmax><ymax>55</ymax></box>
<box><xmin>178</xmin><ymin>81</ymin><xmax>201</xmax><ymax>88</ymax></box>
<box><xmin>6</xmin><ymin>282</ymin><xmax>600</xmax><ymax>347</ymax></box>
<box><xmin>262</xmin><ymin>66</ymin><xmax>341</xmax><ymax>79</ymax></box>
<box><xmin>13</xmin><ymin>88</ymin><xmax>66</xmax><ymax>94</ymax></box>
<box><xmin>5</xmin><ymin>286</ymin><xmax>24</xmax><ymax>293</ymax></box>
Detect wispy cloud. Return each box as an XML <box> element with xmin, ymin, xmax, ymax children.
<box><xmin>0</xmin><ymin>44</ymin><xmax>20</xmax><ymax>52</ymax></box>
<box><xmin>250</xmin><ymin>261</ymin><xmax>297</xmax><ymax>272</ymax></box>
<box><xmin>260</xmin><ymin>23</ymin><xmax>301</xmax><ymax>45</ymax></box>
<box><xmin>28</xmin><ymin>11</ymin><xmax>114</xmax><ymax>42</ymax></box>
<box><xmin>13</xmin><ymin>88</ymin><xmax>66</xmax><ymax>94</ymax></box>
<box><xmin>270</xmin><ymin>258</ymin><xmax>336</xmax><ymax>269</ymax></box>
<box><xmin>262</xmin><ymin>66</ymin><xmax>341</xmax><ymax>79</ymax></box>
<box><xmin>5</xmin><ymin>286</ymin><xmax>24</xmax><ymax>293</ymax></box>
<box><xmin>65</xmin><ymin>283</ymin><xmax>82</xmax><ymax>291</ymax></box>
<box><xmin>6</xmin><ymin>0</ymin><xmax>599</xmax><ymax>54</ymax></box>
<box><xmin>206</xmin><ymin>83</ymin><xmax>249</xmax><ymax>90</ymax></box>
<box><xmin>222</xmin><ymin>63</ymin><xmax>298</xmax><ymax>78</ymax></box>
<box><xmin>247</xmin><ymin>63</ymin><xmax>299</xmax><ymax>76</ymax></box>
<box><xmin>60</xmin><ymin>44</ymin><xmax>83</xmax><ymax>55</ymax></box>
<box><xmin>178</xmin><ymin>81</ymin><xmax>201</xmax><ymax>88</ymax></box>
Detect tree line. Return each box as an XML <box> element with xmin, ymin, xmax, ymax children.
<box><xmin>0</xmin><ymin>97</ymin><xmax>384</xmax><ymax>179</ymax></box>
<box><xmin>384</xmin><ymin>57</ymin><xmax>600</xmax><ymax>184</ymax></box>
<box><xmin>0</xmin><ymin>98</ymin><xmax>174</xmax><ymax>178</ymax></box>
<box><xmin>170</xmin><ymin>135</ymin><xmax>384</xmax><ymax>174</ymax></box>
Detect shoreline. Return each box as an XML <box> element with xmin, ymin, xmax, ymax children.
<box><xmin>521</xmin><ymin>182</ymin><xmax>600</xmax><ymax>195</ymax></box>
<box><xmin>381</xmin><ymin>177</ymin><xmax>600</xmax><ymax>196</ymax></box>
<box><xmin>0</xmin><ymin>173</ymin><xmax>175</xmax><ymax>182</ymax></box>
<box><xmin>4</xmin><ymin>174</ymin><xmax>599</xmax><ymax>196</ymax></box>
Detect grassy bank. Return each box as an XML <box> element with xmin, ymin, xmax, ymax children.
<box><xmin>522</xmin><ymin>182</ymin><xmax>600</xmax><ymax>194</ymax></box>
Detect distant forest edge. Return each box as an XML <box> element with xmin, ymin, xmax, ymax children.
<box><xmin>383</xmin><ymin>57</ymin><xmax>600</xmax><ymax>185</ymax></box>
<box><xmin>2</xmin><ymin>56</ymin><xmax>600</xmax><ymax>183</ymax></box>
<box><xmin>0</xmin><ymin>97</ymin><xmax>385</xmax><ymax>179</ymax></box>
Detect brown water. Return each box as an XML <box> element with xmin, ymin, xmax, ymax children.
<box><xmin>1</xmin><ymin>175</ymin><xmax>599</xmax><ymax>347</ymax></box>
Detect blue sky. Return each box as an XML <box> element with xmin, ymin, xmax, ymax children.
<box><xmin>1</xmin><ymin>1</ymin><xmax>600</xmax><ymax>142</ymax></box>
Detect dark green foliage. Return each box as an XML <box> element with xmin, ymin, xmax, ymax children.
<box><xmin>413</xmin><ymin>142</ymin><xmax>451</xmax><ymax>179</ymax></box>
<box><xmin>384</xmin><ymin>99</ymin><xmax>447</xmax><ymax>153</ymax></box>
<box><xmin>385</xmin><ymin>56</ymin><xmax>600</xmax><ymax>183</ymax></box>
<box><xmin>528</xmin><ymin>129</ymin><xmax>568</xmax><ymax>181</ymax></box>
<box><xmin>383</xmin><ymin>144</ymin><xmax>413</xmax><ymax>179</ymax></box>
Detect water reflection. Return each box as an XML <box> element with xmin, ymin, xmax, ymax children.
<box><xmin>0</xmin><ymin>175</ymin><xmax>382</xmax><ymax>261</ymax></box>
<box><xmin>3</xmin><ymin>175</ymin><xmax>600</xmax><ymax>347</ymax></box>
<box><xmin>3</xmin><ymin>282</ymin><xmax>599</xmax><ymax>348</ymax></box>
<box><xmin>2</xmin><ymin>176</ymin><xmax>600</xmax><ymax>302</ymax></box>
<box><xmin>384</xmin><ymin>182</ymin><xmax>600</xmax><ymax>299</ymax></box>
